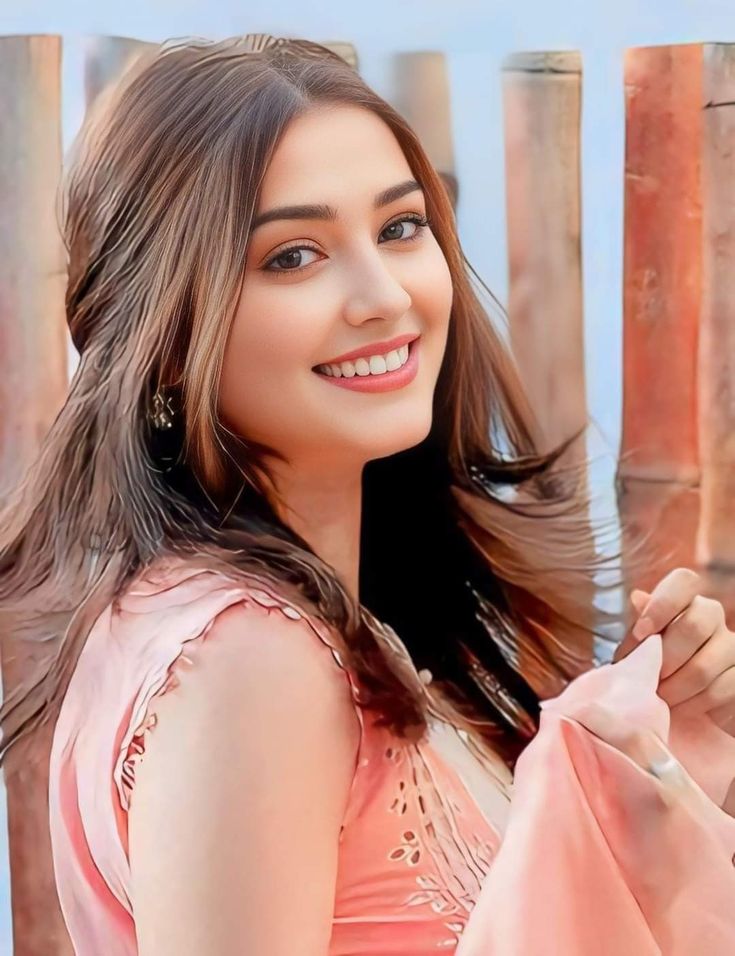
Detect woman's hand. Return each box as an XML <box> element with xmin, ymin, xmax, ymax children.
<box><xmin>614</xmin><ymin>567</ymin><xmax>735</xmax><ymax>732</ymax></box>
<box><xmin>573</xmin><ymin>701</ymin><xmax>735</xmax><ymax>817</ymax></box>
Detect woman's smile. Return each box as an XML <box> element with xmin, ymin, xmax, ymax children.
<box><xmin>312</xmin><ymin>336</ymin><xmax>421</xmax><ymax>392</ymax></box>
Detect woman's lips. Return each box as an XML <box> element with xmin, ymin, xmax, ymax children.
<box><xmin>313</xmin><ymin>338</ymin><xmax>420</xmax><ymax>393</ymax></box>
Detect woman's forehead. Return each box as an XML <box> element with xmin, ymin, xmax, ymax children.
<box><xmin>256</xmin><ymin>106</ymin><xmax>413</xmax><ymax>205</ymax></box>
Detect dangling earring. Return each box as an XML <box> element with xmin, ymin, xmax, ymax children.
<box><xmin>148</xmin><ymin>387</ymin><xmax>175</xmax><ymax>430</ymax></box>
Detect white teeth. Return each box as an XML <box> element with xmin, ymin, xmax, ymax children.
<box><xmin>316</xmin><ymin>340</ymin><xmax>414</xmax><ymax>378</ymax></box>
<box><xmin>385</xmin><ymin>349</ymin><xmax>402</xmax><ymax>371</ymax></box>
<box><xmin>369</xmin><ymin>355</ymin><xmax>387</xmax><ymax>375</ymax></box>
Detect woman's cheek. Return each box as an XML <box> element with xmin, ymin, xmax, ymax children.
<box><xmin>420</xmin><ymin>243</ymin><xmax>453</xmax><ymax>319</ymax></box>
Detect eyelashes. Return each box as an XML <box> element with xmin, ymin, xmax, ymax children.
<box><xmin>261</xmin><ymin>213</ymin><xmax>433</xmax><ymax>277</ymax></box>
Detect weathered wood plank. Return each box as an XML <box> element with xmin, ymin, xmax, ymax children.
<box><xmin>502</xmin><ymin>51</ymin><xmax>587</xmax><ymax>462</ymax></box>
<box><xmin>0</xmin><ymin>34</ymin><xmax>71</xmax><ymax>956</ymax></box>
<box><xmin>698</xmin><ymin>44</ymin><xmax>735</xmax><ymax>617</ymax></box>
<box><xmin>393</xmin><ymin>51</ymin><xmax>457</xmax><ymax>207</ymax></box>
<box><xmin>618</xmin><ymin>44</ymin><xmax>703</xmax><ymax>596</ymax></box>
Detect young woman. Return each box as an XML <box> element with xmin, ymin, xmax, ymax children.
<box><xmin>0</xmin><ymin>33</ymin><xmax>733</xmax><ymax>955</ymax></box>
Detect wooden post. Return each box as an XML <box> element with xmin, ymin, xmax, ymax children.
<box><xmin>83</xmin><ymin>35</ymin><xmax>155</xmax><ymax>105</ymax></box>
<box><xmin>500</xmin><ymin>50</ymin><xmax>601</xmax><ymax>669</ymax></box>
<box><xmin>698</xmin><ymin>44</ymin><xmax>735</xmax><ymax>618</ymax></box>
<box><xmin>501</xmin><ymin>52</ymin><xmax>587</xmax><ymax>463</ymax></box>
<box><xmin>392</xmin><ymin>51</ymin><xmax>458</xmax><ymax>209</ymax></box>
<box><xmin>501</xmin><ymin>51</ymin><xmax>598</xmax><ymax>669</ymax></box>
<box><xmin>617</xmin><ymin>44</ymin><xmax>704</xmax><ymax>596</ymax></box>
<box><xmin>0</xmin><ymin>35</ymin><xmax>71</xmax><ymax>955</ymax></box>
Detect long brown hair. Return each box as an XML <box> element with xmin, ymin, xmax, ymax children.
<box><xmin>0</xmin><ymin>34</ymin><xmax>631</xmax><ymax>775</ymax></box>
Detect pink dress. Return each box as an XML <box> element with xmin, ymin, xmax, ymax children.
<box><xmin>48</xmin><ymin>556</ymin><xmax>506</xmax><ymax>955</ymax></box>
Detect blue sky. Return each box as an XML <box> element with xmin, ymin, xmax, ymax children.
<box><xmin>2</xmin><ymin>0</ymin><xmax>733</xmax><ymax>948</ymax></box>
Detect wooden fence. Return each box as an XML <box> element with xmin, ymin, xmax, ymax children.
<box><xmin>0</xmin><ymin>34</ymin><xmax>734</xmax><ymax>953</ymax></box>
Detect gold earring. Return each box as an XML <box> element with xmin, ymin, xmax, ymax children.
<box><xmin>149</xmin><ymin>388</ymin><xmax>175</xmax><ymax>430</ymax></box>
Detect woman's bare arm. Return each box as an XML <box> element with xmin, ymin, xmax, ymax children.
<box><xmin>127</xmin><ymin>602</ymin><xmax>361</xmax><ymax>955</ymax></box>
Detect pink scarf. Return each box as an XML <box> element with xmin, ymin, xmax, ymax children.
<box><xmin>457</xmin><ymin>634</ymin><xmax>735</xmax><ymax>955</ymax></box>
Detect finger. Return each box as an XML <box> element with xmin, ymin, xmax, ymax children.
<box><xmin>613</xmin><ymin>589</ymin><xmax>654</xmax><ymax>662</ymax></box>
<box><xmin>630</xmin><ymin>589</ymin><xmax>650</xmax><ymax>615</ymax></box>
<box><xmin>670</xmin><ymin>664</ymin><xmax>735</xmax><ymax>717</ymax></box>
<box><xmin>613</xmin><ymin>631</ymin><xmax>640</xmax><ymax>663</ymax></box>
<box><xmin>573</xmin><ymin>705</ymin><xmax>704</xmax><ymax>819</ymax></box>
<box><xmin>632</xmin><ymin>567</ymin><xmax>701</xmax><ymax>641</ymax></box>
<box><xmin>657</xmin><ymin>595</ymin><xmax>725</xmax><ymax>681</ymax></box>
<box><xmin>573</xmin><ymin>703</ymin><xmax>683</xmax><ymax>786</ymax></box>
<box><xmin>613</xmin><ymin>587</ymin><xmax>665</xmax><ymax>663</ymax></box>
<box><xmin>657</xmin><ymin>626</ymin><xmax>735</xmax><ymax>707</ymax></box>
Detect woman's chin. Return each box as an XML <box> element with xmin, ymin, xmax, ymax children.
<box><xmin>295</xmin><ymin>406</ymin><xmax>435</xmax><ymax>467</ymax></box>
<box><xmin>357</xmin><ymin>418</ymin><xmax>434</xmax><ymax>463</ymax></box>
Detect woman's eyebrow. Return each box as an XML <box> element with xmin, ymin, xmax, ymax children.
<box><xmin>250</xmin><ymin>178</ymin><xmax>423</xmax><ymax>230</ymax></box>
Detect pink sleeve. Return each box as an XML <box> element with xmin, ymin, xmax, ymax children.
<box><xmin>48</xmin><ymin>561</ymin><xmax>364</xmax><ymax>956</ymax></box>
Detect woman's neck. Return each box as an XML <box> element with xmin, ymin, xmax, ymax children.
<box><xmin>267</xmin><ymin>460</ymin><xmax>363</xmax><ymax>604</ymax></box>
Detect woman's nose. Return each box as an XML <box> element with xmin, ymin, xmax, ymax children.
<box><xmin>340</xmin><ymin>251</ymin><xmax>412</xmax><ymax>327</ymax></box>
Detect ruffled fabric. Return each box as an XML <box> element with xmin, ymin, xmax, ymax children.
<box><xmin>456</xmin><ymin>634</ymin><xmax>735</xmax><ymax>956</ymax></box>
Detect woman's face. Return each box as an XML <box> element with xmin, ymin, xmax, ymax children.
<box><xmin>219</xmin><ymin>104</ymin><xmax>453</xmax><ymax>472</ymax></box>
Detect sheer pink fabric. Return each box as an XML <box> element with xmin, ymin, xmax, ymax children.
<box><xmin>457</xmin><ymin>634</ymin><xmax>735</xmax><ymax>956</ymax></box>
<box><xmin>48</xmin><ymin>557</ymin><xmax>503</xmax><ymax>955</ymax></box>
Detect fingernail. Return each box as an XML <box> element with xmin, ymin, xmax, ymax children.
<box><xmin>633</xmin><ymin>616</ymin><xmax>654</xmax><ymax>641</ymax></box>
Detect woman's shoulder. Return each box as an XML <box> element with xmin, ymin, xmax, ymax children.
<box><xmin>125</xmin><ymin>562</ymin><xmax>362</xmax><ymax>782</ymax></box>
<box><xmin>51</xmin><ymin>552</ymin><xmax>364</xmax><ymax>813</ymax></box>
<box><xmin>125</xmin><ymin>589</ymin><xmax>363</xmax><ymax>955</ymax></box>
<box><xmin>127</xmin><ymin>592</ymin><xmax>363</xmax><ymax>805</ymax></box>
<box><xmin>49</xmin><ymin>552</ymin><xmax>364</xmax><ymax>954</ymax></box>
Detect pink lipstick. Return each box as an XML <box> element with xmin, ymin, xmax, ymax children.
<box><xmin>313</xmin><ymin>336</ymin><xmax>420</xmax><ymax>393</ymax></box>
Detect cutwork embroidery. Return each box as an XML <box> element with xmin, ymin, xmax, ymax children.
<box><xmin>383</xmin><ymin>740</ymin><xmax>497</xmax><ymax>948</ymax></box>
<box><xmin>388</xmin><ymin>829</ymin><xmax>422</xmax><ymax>866</ymax></box>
